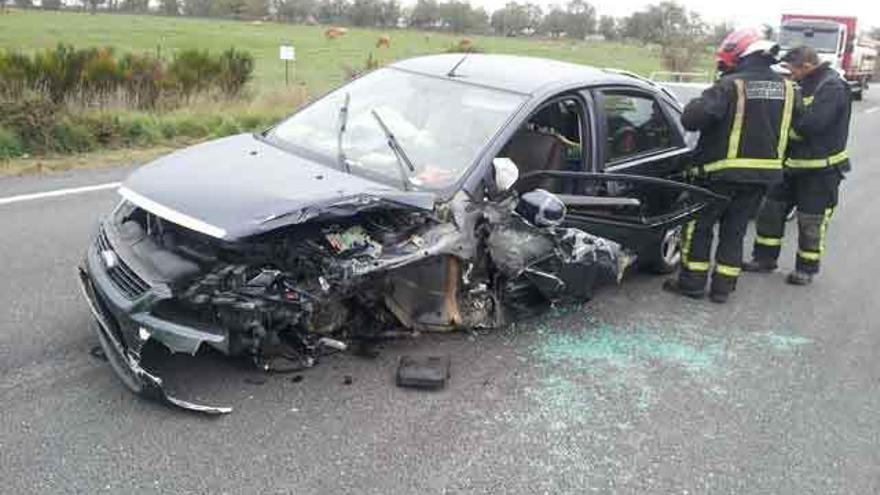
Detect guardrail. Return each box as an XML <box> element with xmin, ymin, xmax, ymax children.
<box><xmin>649</xmin><ymin>71</ymin><xmax>712</xmax><ymax>83</ymax></box>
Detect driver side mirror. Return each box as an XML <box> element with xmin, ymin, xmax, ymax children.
<box><xmin>492</xmin><ymin>157</ymin><xmax>520</xmax><ymax>193</ymax></box>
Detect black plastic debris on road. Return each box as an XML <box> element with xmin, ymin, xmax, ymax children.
<box><xmin>396</xmin><ymin>355</ymin><xmax>450</xmax><ymax>390</ymax></box>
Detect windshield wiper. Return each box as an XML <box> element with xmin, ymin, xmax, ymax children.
<box><xmin>337</xmin><ymin>92</ymin><xmax>351</xmax><ymax>174</ymax></box>
<box><xmin>370</xmin><ymin>109</ymin><xmax>415</xmax><ymax>191</ymax></box>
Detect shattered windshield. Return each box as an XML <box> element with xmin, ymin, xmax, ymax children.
<box><xmin>780</xmin><ymin>26</ymin><xmax>841</xmax><ymax>53</ymax></box>
<box><xmin>270</xmin><ymin>68</ymin><xmax>526</xmax><ymax>190</ymax></box>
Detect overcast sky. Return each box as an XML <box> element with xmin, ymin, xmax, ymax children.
<box><xmin>457</xmin><ymin>0</ymin><xmax>880</xmax><ymax>31</ymax></box>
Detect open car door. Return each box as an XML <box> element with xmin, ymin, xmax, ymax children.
<box><xmin>515</xmin><ymin>170</ymin><xmax>727</xmax><ymax>252</ymax></box>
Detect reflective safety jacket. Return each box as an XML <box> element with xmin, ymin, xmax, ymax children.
<box><xmin>682</xmin><ymin>55</ymin><xmax>796</xmax><ymax>185</ymax></box>
<box><xmin>787</xmin><ymin>64</ymin><xmax>852</xmax><ymax>173</ymax></box>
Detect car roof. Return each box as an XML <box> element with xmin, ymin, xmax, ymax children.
<box><xmin>389</xmin><ymin>53</ymin><xmax>651</xmax><ymax>95</ymax></box>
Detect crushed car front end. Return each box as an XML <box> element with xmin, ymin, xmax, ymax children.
<box><xmin>80</xmin><ymin>179</ymin><xmax>631</xmax><ymax>414</ymax></box>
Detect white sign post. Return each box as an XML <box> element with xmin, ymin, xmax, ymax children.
<box><xmin>279</xmin><ymin>44</ymin><xmax>296</xmax><ymax>86</ymax></box>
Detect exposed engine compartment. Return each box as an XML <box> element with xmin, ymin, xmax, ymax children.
<box><xmin>85</xmin><ymin>190</ymin><xmax>629</xmax><ymax>413</ymax></box>
<box><xmin>112</xmin><ymin>200</ymin><xmax>453</xmax><ymax>370</ymax></box>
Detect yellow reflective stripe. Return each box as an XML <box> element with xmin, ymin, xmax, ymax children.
<box><xmin>703</xmin><ymin>158</ymin><xmax>782</xmax><ymax>173</ymax></box>
<box><xmin>727</xmin><ymin>79</ymin><xmax>746</xmax><ymax>159</ymax></box>
<box><xmin>819</xmin><ymin>207</ymin><xmax>834</xmax><ymax>254</ymax></box>
<box><xmin>786</xmin><ymin>151</ymin><xmax>848</xmax><ymax>168</ymax></box>
<box><xmin>684</xmin><ymin>260</ymin><xmax>710</xmax><ymax>272</ymax></box>
<box><xmin>798</xmin><ymin>250</ymin><xmax>821</xmax><ymax>261</ymax></box>
<box><xmin>790</xmin><ymin>128</ymin><xmax>803</xmax><ymax>141</ymax></box>
<box><xmin>777</xmin><ymin>80</ymin><xmax>795</xmax><ymax>158</ymax></box>
<box><xmin>829</xmin><ymin>150</ymin><xmax>848</xmax><ymax>165</ymax></box>
<box><xmin>755</xmin><ymin>235</ymin><xmax>782</xmax><ymax>247</ymax></box>
<box><xmin>800</xmin><ymin>209</ymin><xmax>834</xmax><ymax>263</ymax></box>
<box><xmin>803</xmin><ymin>95</ymin><xmax>814</xmax><ymax>106</ymax></box>
<box><xmin>681</xmin><ymin>220</ymin><xmax>695</xmax><ymax>265</ymax></box>
<box><xmin>715</xmin><ymin>264</ymin><xmax>741</xmax><ymax>277</ymax></box>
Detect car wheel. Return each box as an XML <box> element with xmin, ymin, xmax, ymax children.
<box><xmin>639</xmin><ymin>225</ymin><xmax>681</xmax><ymax>274</ymax></box>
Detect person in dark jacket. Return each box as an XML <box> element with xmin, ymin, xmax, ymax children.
<box><xmin>663</xmin><ymin>28</ymin><xmax>796</xmax><ymax>303</ymax></box>
<box><xmin>743</xmin><ymin>46</ymin><xmax>851</xmax><ymax>285</ymax></box>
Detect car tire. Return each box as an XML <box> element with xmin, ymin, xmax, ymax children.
<box><xmin>639</xmin><ymin>225</ymin><xmax>682</xmax><ymax>274</ymax></box>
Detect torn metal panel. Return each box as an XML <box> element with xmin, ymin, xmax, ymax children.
<box><xmin>79</xmin><ymin>267</ymin><xmax>232</xmax><ymax>415</ymax></box>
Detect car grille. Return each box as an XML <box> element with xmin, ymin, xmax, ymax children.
<box><xmin>95</xmin><ymin>227</ymin><xmax>150</xmax><ymax>299</ymax></box>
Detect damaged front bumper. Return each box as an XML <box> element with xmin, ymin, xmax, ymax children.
<box><xmin>78</xmin><ymin>241</ymin><xmax>232</xmax><ymax>415</ymax></box>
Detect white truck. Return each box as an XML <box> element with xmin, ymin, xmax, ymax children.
<box><xmin>779</xmin><ymin>14</ymin><xmax>877</xmax><ymax>100</ymax></box>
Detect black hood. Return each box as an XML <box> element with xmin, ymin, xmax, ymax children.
<box><xmin>121</xmin><ymin>134</ymin><xmax>435</xmax><ymax>240</ymax></box>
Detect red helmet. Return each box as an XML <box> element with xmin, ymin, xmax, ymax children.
<box><xmin>716</xmin><ymin>27</ymin><xmax>779</xmax><ymax>72</ymax></box>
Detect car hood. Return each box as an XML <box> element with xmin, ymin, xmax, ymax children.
<box><xmin>120</xmin><ymin>133</ymin><xmax>436</xmax><ymax>240</ymax></box>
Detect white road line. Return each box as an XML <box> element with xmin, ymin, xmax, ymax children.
<box><xmin>0</xmin><ymin>182</ymin><xmax>120</xmax><ymax>206</ymax></box>
<box><xmin>866</xmin><ymin>107</ymin><xmax>880</xmax><ymax>115</ymax></box>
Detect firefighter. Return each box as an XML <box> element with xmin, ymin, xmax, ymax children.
<box><xmin>663</xmin><ymin>28</ymin><xmax>796</xmax><ymax>303</ymax></box>
<box><xmin>743</xmin><ymin>46</ymin><xmax>851</xmax><ymax>285</ymax></box>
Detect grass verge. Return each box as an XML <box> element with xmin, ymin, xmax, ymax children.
<box><xmin>0</xmin><ymin>141</ymin><xmax>190</xmax><ymax>177</ymax></box>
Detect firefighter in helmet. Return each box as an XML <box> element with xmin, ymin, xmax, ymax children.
<box><xmin>664</xmin><ymin>28</ymin><xmax>797</xmax><ymax>303</ymax></box>
<box><xmin>743</xmin><ymin>45</ymin><xmax>852</xmax><ymax>285</ymax></box>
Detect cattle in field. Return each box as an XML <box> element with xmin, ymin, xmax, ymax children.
<box><xmin>325</xmin><ymin>26</ymin><xmax>348</xmax><ymax>40</ymax></box>
<box><xmin>376</xmin><ymin>35</ymin><xmax>391</xmax><ymax>49</ymax></box>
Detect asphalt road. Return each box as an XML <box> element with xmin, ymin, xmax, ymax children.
<box><xmin>2</xmin><ymin>94</ymin><xmax>879</xmax><ymax>494</ymax></box>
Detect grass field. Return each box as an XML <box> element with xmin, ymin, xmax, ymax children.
<box><xmin>0</xmin><ymin>9</ymin><xmax>712</xmax><ymax>171</ymax></box>
<box><xmin>0</xmin><ymin>9</ymin><xmax>712</xmax><ymax>96</ymax></box>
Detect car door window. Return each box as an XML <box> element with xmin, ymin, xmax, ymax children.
<box><xmin>601</xmin><ymin>92</ymin><xmax>673</xmax><ymax>164</ymax></box>
<box><xmin>497</xmin><ymin>96</ymin><xmax>587</xmax><ymax>193</ymax></box>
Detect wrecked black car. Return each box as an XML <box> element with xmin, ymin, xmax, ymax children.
<box><xmin>79</xmin><ymin>54</ymin><xmax>722</xmax><ymax>413</ymax></box>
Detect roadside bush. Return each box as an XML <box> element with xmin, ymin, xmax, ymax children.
<box><xmin>118</xmin><ymin>53</ymin><xmax>164</xmax><ymax>110</ymax></box>
<box><xmin>159</xmin><ymin>114</ymin><xmax>212</xmax><ymax>138</ymax></box>
<box><xmin>0</xmin><ymin>51</ymin><xmax>33</xmax><ymax>99</ymax></box>
<box><xmin>0</xmin><ymin>87</ymin><xmax>303</xmax><ymax>159</ymax></box>
<box><xmin>78</xmin><ymin>113</ymin><xmax>124</xmax><ymax>146</ymax></box>
<box><xmin>217</xmin><ymin>48</ymin><xmax>254</xmax><ymax>97</ymax></box>
<box><xmin>0</xmin><ymin>126</ymin><xmax>24</xmax><ymax>159</ymax></box>
<box><xmin>168</xmin><ymin>49</ymin><xmax>221</xmax><ymax>101</ymax></box>
<box><xmin>0</xmin><ymin>45</ymin><xmax>256</xmax><ymax>109</ymax></box>
<box><xmin>81</xmin><ymin>47</ymin><xmax>124</xmax><ymax>106</ymax></box>
<box><xmin>31</xmin><ymin>44</ymin><xmax>89</xmax><ymax>104</ymax></box>
<box><xmin>117</xmin><ymin>114</ymin><xmax>164</xmax><ymax>146</ymax></box>
<box><xmin>50</xmin><ymin>118</ymin><xmax>96</xmax><ymax>153</ymax></box>
<box><xmin>0</xmin><ymin>96</ymin><xmax>58</xmax><ymax>153</ymax></box>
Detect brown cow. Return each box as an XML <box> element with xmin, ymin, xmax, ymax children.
<box><xmin>324</xmin><ymin>26</ymin><xmax>348</xmax><ymax>40</ymax></box>
<box><xmin>376</xmin><ymin>34</ymin><xmax>391</xmax><ymax>49</ymax></box>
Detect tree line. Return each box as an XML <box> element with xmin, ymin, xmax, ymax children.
<box><xmin>5</xmin><ymin>0</ymin><xmax>733</xmax><ymax>45</ymax></box>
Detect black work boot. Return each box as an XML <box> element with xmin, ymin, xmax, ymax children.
<box><xmin>709</xmin><ymin>291</ymin><xmax>729</xmax><ymax>304</ymax></box>
<box><xmin>709</xmin><ymin>274</ymin><xmax>737</xmax><ymax>304</ymax></box>
<box><xmin>662</xmin><ymin>278</ymin><xmax>705</xmax><ymax>299</ymax></box>
<box><xmin>742</xmin><ymin>258</ymin><xmax>777</xmax><ymax>273</ymax></box>
<box><xmin>786</xmin><ymin>270</ymin><xmax>813</xmax><ymax>286</ymax></box>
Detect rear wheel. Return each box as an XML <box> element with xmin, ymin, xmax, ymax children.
<box><xmin>639</xmin><ymin>225</ymin><xmax>681</xmax><ymax>274</ymax></box>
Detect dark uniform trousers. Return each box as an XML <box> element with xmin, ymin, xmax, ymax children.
<box><xmin>674</xmin><ymin>56</ymin><xmax>796</xmax><ymax>297</ymax></box>
<box><xmin>680</xmin><ymin>181</ymin><xmax>766</xmax><ymax>293</ymax></box>
<box><xmin>753</xmin><ymin>170</ymin><xmax>841</xmax><ymax>273</ymax></box>
<box><xmin>750</xmin><ymin>64</ymin><xmax>851</xmax><ymax>275</ymax></box>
